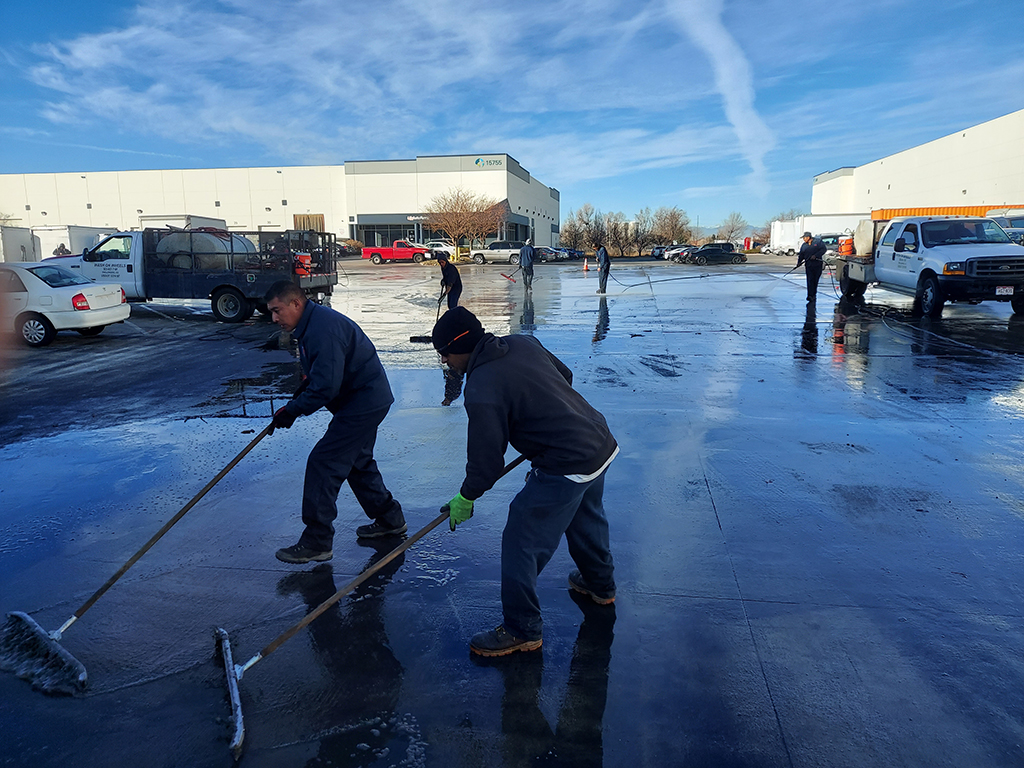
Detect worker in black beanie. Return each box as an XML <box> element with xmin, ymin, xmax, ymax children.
<box><xmin>431</xmin><ymin>306</ymin><xmax>618</xmax><ymax>657</ymax></box>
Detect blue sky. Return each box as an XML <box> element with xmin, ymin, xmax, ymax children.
<box><xmin>1</xmin><ymin>0</ymin><xmax>1022</xmax><ymax>229</ymax></box>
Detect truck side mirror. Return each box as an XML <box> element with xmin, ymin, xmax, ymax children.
<box><xmin>83</xmin><ymin>249</ymin><xmax>98</xmax><ymax>262</ymax></box>
<box><xmin>894</xmin><ymin>238</ymin><xmax>906</xmax><ymax>253</ymax></box>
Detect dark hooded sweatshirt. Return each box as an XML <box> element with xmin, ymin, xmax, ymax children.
<box><xmin>284</xmin><ymin>301</ymin><xmax>394</xmax><ymax>417</ymax></box>
<box><xmin>459</xmin><ymin>333</ymin><xmax>618</xmax><ymax>500</ymax></box>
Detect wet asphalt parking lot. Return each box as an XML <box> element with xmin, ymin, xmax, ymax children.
<box><xmin>2</xmin><ymin>255</ymin><xmax>1024</xmax><ymax>767</ymax></box>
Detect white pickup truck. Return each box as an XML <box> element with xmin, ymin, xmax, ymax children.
<box><xmin>47</xmin><ymin>228</ymin><xmax>337</xmax><ymax>322</ymax></box>
<box><xmin>834</xmin><ymin>216</ymin><xmax>1024</xmax><ymax>317</ymax></box>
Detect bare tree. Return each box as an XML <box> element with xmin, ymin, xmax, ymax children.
<box><xmin>716</xmin><ymin>211</ymin><xmax>748</xmax><ymax>244</ymax></box>
<box><xmin>631</xmin><ymin>207</ymin><xmax>656</xmax><ymax>256</ymax></box>
<box><xmin>424</xmin><ymin>188</ymin><xmax>503</xmax><ymax>260</ymax></box>
<box><xmin>652</xmin><ymin>206</ymin><xmax>693</xmax><ymax>245</ymax></box>
<box><xmin>559</xmin><ymin>209</ymin><xmax>585</xmax><ymax>251</ymax></box>
<box><xmin>605</xmin><ymin>211</ymin><xmax>630</xmax><ymax>256</ymax></box>
<box><xmin>586</xmin><ymin>208</ymin><xmax>607</xmax><ymax>250</ymax></box>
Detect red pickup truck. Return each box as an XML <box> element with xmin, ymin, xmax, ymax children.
<box><xmin>362</xmin><ymin>240</ymin><xmax>435</xmax><ymax>265</ymax></box>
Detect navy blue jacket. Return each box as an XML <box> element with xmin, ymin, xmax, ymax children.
<box><xmin>459</xmin><ymin>333</ymin><xmax>618</xmax><ymax>500</ymax></box>
<box><xmin>596</xmin><ymin>246</ymin><xmax>610</xmax><ymax>269</ymax></box>
<box><xmin>797</xmin><ymin>238</ymin><xmax>827</xmax><ymax>266</ymax></box>
<box><xmin>519</xmin><ymin>244</ymin><xmax>535</xmax><ymax>269</ymax></box>
<box><xmin>285</xmin><ymin>301</ymin><xmax>394</xmax><ymax>417</ymax></box>
<box><xmin>440</xmin><ymin>261</ymin><xmax>462</xmax><ymax>293</ymax></box>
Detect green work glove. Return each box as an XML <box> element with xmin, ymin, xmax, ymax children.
<box><xmin>445</xmin><ymin>493</ymin><xmax>475</xmax><ymax>531</ymax></box>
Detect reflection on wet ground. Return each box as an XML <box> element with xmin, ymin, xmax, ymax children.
<box><xmin>3</xmin><ymin>259</ymin><xmax>1024</xmax><ymax>767</ymax></box>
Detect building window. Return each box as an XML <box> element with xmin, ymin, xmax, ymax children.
<box><xmin>86</xmin><ymin>203</ymin><xmax>92</xmax><ymax>209</ymax></box>
<box><xmin>215</xmin><ymin>201</ymin><xmax>221</xmax><ymax>207</ymax></box>
<box><xmin>24</xmin><ymin>205</ymin><xmax>30</xmax><ymax>210</ymax></box>
<box><xmin>282</xmin><ymin>199</ymin><xmax>288</xmax><ymax>206</ymax></box>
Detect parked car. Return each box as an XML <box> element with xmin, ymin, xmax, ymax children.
<box><xmin>535</xmin><ymin>246</ymin><xmax>563</xmax><ymax>262</ymax></box>
<box><xmin>424</xmin><ymin>240</ymin><xmax>456</xmax><ymax>257</ymax></box>
<box><xmin>651</xmin><ymin>245</ymin><xmax>669</xmax><ymax>258</ymax></box>
<box><xmin>664</xmin><ymin>244</ymin><xmax>695</xmax><ymax>260</ymax></box>
<box><xmin>687</xmin><ymin>244</ymin><xmax>747</xmax><ymax>266</ymax></box>
<box><xmin>0</xmin><ymin>262</ymin><xmax>130</xmax><ymax>347</ymax></box>
<box><xmin>470</xmin><ymin>240</ymin><xmax>525</xmax><ymax>265</ymax></box>
<box><xmin>669</xmin><ymin>246</ymin><xmax>699</xmax><ymax>263</ymax></box>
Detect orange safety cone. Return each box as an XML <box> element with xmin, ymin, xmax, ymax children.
<box><xmin>583</xmin><ymin>257</ymin><xmax>589</xmax><ymax>272</ymax></box>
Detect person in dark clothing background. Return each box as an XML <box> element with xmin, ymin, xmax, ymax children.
<box><xmin>595</xmin><ymin>243</ymin><xmax>611</xmax><ymax>294</ymax></box>
<box><xmin>264</xmin><ymin>281</ymin><xmax>406</xmax><ymax>564</ymax></box>
<box><xmin>432</xmin><ymin>306</ymin><xmax>618</xmax><ymax>657</ymax></box>
<box><xmin>518</xmin><ymin>240</ymin><xmax>535</xmax><ymax>290</ymax></box>
<box><xmin>796</xmin><ymin>231</ymin><xmax>827</xmax><ymax>303</ymax></box>
<box><xmin>438</xmin><ymin>254</ymin><xmax>462</xmax><ymax>310</ymax></box>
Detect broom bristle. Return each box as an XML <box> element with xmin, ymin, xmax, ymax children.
<box><xmin>0</xmin><ymin>612</ymin><xmax>87</xmax><ymax>695</ymax></box>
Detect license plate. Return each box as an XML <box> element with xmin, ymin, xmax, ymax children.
<box><xmin>996</xmin><ymin>286</ymin><xmax>1014</xmax><ymax>296</ymax></box>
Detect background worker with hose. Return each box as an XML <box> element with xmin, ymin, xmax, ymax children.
<box><xmin>264</xmin><ymin>281</ymin><xmax>407</xmax><ymax>564</ymax></box>
<box><xmin>595</xmin><ymin>241</ymin><xmax>611</xmax><ymax>295</ymax></box>
<box><xmin>796</xmin><ymin>231</ymin><xmax>827</xmax><ymax>303</ymax></box>
<box><xmin>519</xmin><ymin>239</ymin><xmax>535</xmax><ymax>290</ymax></box>
<box><xmin>432</xmin><ymin>307</ymin><xmax>618</xmax><ymax>657</ymax></box>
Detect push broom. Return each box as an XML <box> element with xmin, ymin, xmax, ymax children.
<box><xmin>0</xmin><ymin>425</ymin><xmax>273</xmax><ymax>694</ymax></box>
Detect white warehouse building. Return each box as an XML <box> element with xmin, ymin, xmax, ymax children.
<box><xmin>811</xmin><ymin>108</ymin><xmax>1024</xmax><ymax>217</ymax></box>
<box><xmin>0</xmin><ymin>153</ymin><xmax>561</xmax><ymax>247</ymax></box>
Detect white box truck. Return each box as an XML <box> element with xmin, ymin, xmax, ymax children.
<box><xmin>32</xmin><ymin>225</ymin><xmax>116</xmax><ymax>257</ymax></box>
<box><xmin>769</xmin><ymin>214</ymin><xmax>868</xmax><ymax>256</ymax></box>
<box><xmin>0</xmin><ymin>226</ymin><xmax>41</xmax><ymax>262</ymax></box>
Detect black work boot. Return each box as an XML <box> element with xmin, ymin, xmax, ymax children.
<box><xmin>470</xmin><ymin>625</ymin><xmax>542</xmax><ymax>657</ymax></box>
<box><xmin>356</xmin><ymin>508</ymin><xmax>407</xmax><ymax>539</ymax></box>
<box><xmin>568</xmin><ymin>569</ymin><xmax>616</xmax><ymax>605</ymax></box>
<box><xmin>275</xmin><ymin>543</ymin><xmax>333</xmax><ymax>564</ymax></box>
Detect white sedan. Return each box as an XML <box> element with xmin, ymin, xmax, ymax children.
<box><xmin>0</xmin><ymin>262</ymin><xmax>130</xmax><ymax>347</ymax></box>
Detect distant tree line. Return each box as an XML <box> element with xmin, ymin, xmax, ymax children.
<box><xmin>560</xmin><ymin>205</ymin><xmax>755</xmax><ymax>256</ymax></box>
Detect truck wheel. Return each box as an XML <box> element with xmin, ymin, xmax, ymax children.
<box><xmin>19</xmin><ymin>313</ymin><xmax>56</xmax><ymax>347</ymax></box>
<box><xmin>474</xmin><ymin>253</ymin><xmax>486</xmax><ymax>264</ymax></box>
<box><xmin>509</xmin><ymin>254</ymin><xmax>520</xmax><ymax>266</ymax></box>
<box><xmin>76</xmin><ymin>326</ymin><xmax>105</xmax><ymax>336</ymax></box>
<box><xmin>211</xmin><ymin>287</ymin><xmax>253</xmax><ymax>323</ymax></box>
<box><xmin>917</xmin><ymin>274</ymin><xmax>944</xmax><ymax>318</ymax></box>
<box><xmin>413</xmin><ymin>253</ymin><xmax>425</xmax><ymax>263</ymax></box>
<box><xmin>1012</xmin><ymin>294</ymin><xmax>1024</xmax><ymax>315</ymax></box>
<box><xmin>370</xmin><ymin>254</ymin><xmax>383</xmax><ymax>265</ymax></box>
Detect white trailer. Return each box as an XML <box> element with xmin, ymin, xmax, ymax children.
<box><xmin>769</xmin><ymin>213</ymin><xmax>869</xmax><ymax>255</ymax></box>
<box><xmin>32</xmin><ymin>225</ymin><xmax>115</xmax><ymax>257</ymax></box>
<box><xmin>0</xmin><ymin>226</ymin><xmax>41</xmax><ymax>262</ymax></box>
<box><xmin>137</xmin><ymin>214</ymin><xmax>228</xmax><ymax>231</ymax></box>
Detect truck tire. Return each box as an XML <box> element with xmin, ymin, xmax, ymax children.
<box><xmin>18</xmin><ymin>313</ymin><xmax>56</xmax><ymax>347</ymax></box>
<box><xmin>474</xmin><ymin>253</ymin><xmax>486</xmax><ymax>264</ymax></box>
<box><xmin>1012</xmin><ymin>294</ymin><xmax>1024</xmax><ymax>315</ymax></box>
<box><xmin>839</xmin><ymin>265</ymin><xmax>867</xmax><ymax>300</ymax></box>
<box><xmin>370</xmin><ymin>254</ymin><xmax>383</xmax><ymax>265</ymax></box>
<box><xmin>917</xmin><ymin>274</ymin><xmax>944</xmax><ymax>318</ymax></box>
<box><xmin>509</xmin><ymin>254</ymin><xmax>520</xmax><ymax>266</ymax></box>
<box><xmin>413</xmin><ymin>253</ymin><xmax>425</xmax><ymax>263</ymax></box>
<box><xmin>211</xmin><ymin>287</ymin><xmax>253</xmax><ymax>323</ymax></box>
<box><xmin>76</xmin><ymin>326</ymin><xmax>105</xmax><ymax>336</ymax></box>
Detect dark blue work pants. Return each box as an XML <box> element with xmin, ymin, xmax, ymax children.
<box><xmin>501</xmin><ymin>467</ymin><xmax>615</xmax><ymax>641</ymax></box>
<box><xmin>804</xmin><ymin>260</ymin><xmax>823</xmax><ymax>301</ymax></box>
<box><xmin>299</xmin><ymin>406</ymin><xmax>402</xmax><ymax>551</ymax></box>
<box><xmin>598</xmin><ymin>265</ymin><xmax>610</xmax><ymax>293</ymax></box>
<box><xmin>446</xmin><ymin>286</ymin><xmax>462</xmax><ymax>310</ymax></box>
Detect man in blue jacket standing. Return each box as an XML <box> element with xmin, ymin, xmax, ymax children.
<box><xmin>595</xmin><ymin>241</ymin><xmax>611</xmax><ymax>294</ymax></box>
<box><xmin>432</xmin><ymin>307</ymin><xmax>618</xmax><ymax>656</ymax></box>
<box><xmin>796</xmin><ymin>231</ymin><xmax>827</xmax><ymax>303</ymax></box>
<box><xmin>265</xmin><ymin>281</ymin><xmax>406</xmax><ymax>564</ymax></box>
<box><xmin>518</xmin><ymin>239</ymin><xmax>535</xmax><ymax>290</ymax></box>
